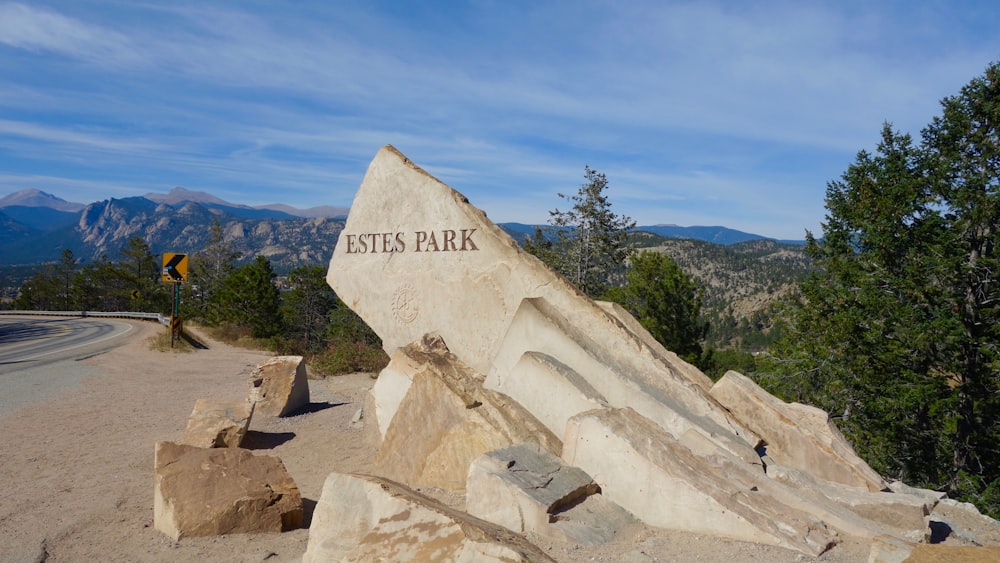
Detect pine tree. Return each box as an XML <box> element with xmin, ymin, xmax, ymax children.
<box><xmin>535</xmin><ymin>166</ymin><xmax>635</xmax><ymax>297</ymax></box>
<box><xmin>605</xmin><ymin>250</ymin><xmax>708</xmax><ymax>366</ymax></box>
<box><xmin>763</xmin><ymin>62</ymin><xmax>1000</xmax><ymax>514</ymax></box>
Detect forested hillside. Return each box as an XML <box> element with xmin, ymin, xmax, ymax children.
<box><xmin>632</xmin><ymin>233</ymin><xmax>813</xmax><ymax>350</ymax></box>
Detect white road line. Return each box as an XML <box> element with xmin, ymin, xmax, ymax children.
<box><xmin>17</xmin><ymin>321</ymin><xmax>134</xmax><ymax>362</ymax></box>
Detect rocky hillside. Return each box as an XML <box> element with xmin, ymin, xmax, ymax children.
<box><xmin>0</xmin><ymin>196</ymin><xmax>345</xmax><ymax>270</ymax></box>
<box><xmin>633</xmin><ymin>233</ymin><xmax>814</xmax><ymax>349</ymax></box>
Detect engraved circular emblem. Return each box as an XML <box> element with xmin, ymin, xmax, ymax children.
<box><xmin>391</xmin><ymin>284</ymin><xmax>419</xmax><ymax>324</ymax></box>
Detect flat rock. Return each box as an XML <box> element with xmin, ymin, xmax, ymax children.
<box><xmin>303</xmin><ymin>472</ymin><xmax>555</xmax><ymax>562</ymax></box>
<box><xmin>710</xmin><ymin>370</ymin><xmax>888</xmax><ymax>492</ymax></box>
<box><xmin>248</xmin><ymin>355</ymin><xmax>309</xmax><ymax>417</ymax></box>
<box><xmin>152</xmin><ymin>441</ymin><xmax>303</xmax><ymax>540</ymax></box>
<box><xmin>468</xmin><ymin>442</ymin><xmax>636</xmax><ymax>545</ymax></box>
<box><xmin>182</xmin><ymin>398</ymin><xmax>253</xmax><ymax>448</ymax></box>
<box><xmin>373</xmin><ymin>334</ymin><xmax>561</xmax><ymax>492</ymax></box>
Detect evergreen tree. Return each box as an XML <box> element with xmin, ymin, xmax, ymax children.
<box><xmin>217</xmin><ymin>255</ymin><xmax>282</xmax><ymax>338</ymax></box>
<box><xmin>763</xmin><ymin>62</ymin><xmax>1000</xmax><ymax>514</ymax></box>
<box><xmin>605</xmin><ymin>250</ymin><xmax>707</xmax><ymax>366</ymax></box>
<box><xmin>186</xmin><ymin>218</ymin><xmax>238</xmax><ymax>322</ymax></box>
<box><xmin>537</xmin><ymin>166</ymin><xmax>635</xmax><ymax>297</ymax></box>
<box><xmin>281</xmin><ymin>265</ymin><xmax>338</xmax><ymax>353</ymax></box>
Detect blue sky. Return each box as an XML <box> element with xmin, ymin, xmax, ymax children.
<box><xmin>0</xmin><ymin>1</ymin><xmax>997</xmax><ymax>240</ymax></box>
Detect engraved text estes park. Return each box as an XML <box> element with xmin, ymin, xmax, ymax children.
<box><xmin>343</xmin><ymin>229</ymin><xmax>480</xmax><ymax>254</ymax></box>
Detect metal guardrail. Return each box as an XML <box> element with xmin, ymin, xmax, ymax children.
<box><xmin>0</xmin><ymin>310</ymin><xmax>170</xmax><ymax>326</ymax></box>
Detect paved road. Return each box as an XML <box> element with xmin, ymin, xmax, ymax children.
<box><xmin>0</xmin><ymin>316</ymin><xmax>136</xmax><ymax>416</ymax></box>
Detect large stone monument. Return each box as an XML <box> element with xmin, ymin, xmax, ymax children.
<box><xmin>319</xmin><ymin>145</ymin><xmax>939</xmax><ymax>557</ymax></box>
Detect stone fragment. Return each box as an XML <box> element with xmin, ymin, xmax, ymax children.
<box><xmin>594</xmin><ymin>299</ymin><xmax>714</xmax><ymax>393</ymax></box>
<box><xmin>710</xmin><ymin>370</ymin><xmax>888</xmax><ymax>492</ymax></box>
<box><xmin>153</xmin><ymin>441</ymin><xmax>303</xmax><ymax>540</ymax></box>
<box><xmin>248</xmin><ymin>355</ymin><xmax>309</xmax><ymax>417</ymax></box>
<box><xmin>303</xmin><ymin>472</ymin><xmax>555</xmax><ymax>563</ymax></box>
<box><xmin>467</xmin><ymin>443</ymin><xmax>636</xmax><ymax>545</ymax></box>
<box><xmin>182</xmin><ymin>398</ymin><xmax>253</xmax><ymax>448</ymax></box>
<box><xmin>373</xmin><ymin>334</ymin><xmax>561</xmax><ymax>492</ymax></box>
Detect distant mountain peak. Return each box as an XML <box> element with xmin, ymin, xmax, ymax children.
<box><xmin>144</xmin><ymin>187</ymin><xmax>235</xmax><ymax>207</ymax></box>
<box><xmin>0</xmin><ymin>188</ymin><xmax>85</xmax><ymax>212</ymax></box>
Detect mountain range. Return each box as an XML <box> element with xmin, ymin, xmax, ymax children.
<box><xmin>0</xmin><ymin>188</ymin><xmax>802</xmax><ymax>269</ymax></box>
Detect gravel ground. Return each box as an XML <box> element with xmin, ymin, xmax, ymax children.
<box><xmin>1</xmin><ymin>320</ymin><xmax>998</xmax><ymax>562</ymax></box>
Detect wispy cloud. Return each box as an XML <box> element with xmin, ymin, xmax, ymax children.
<box><xmin>0</xmin><ymin>1</ymin><xmax>998</xmax><ymax>239</ymax></box>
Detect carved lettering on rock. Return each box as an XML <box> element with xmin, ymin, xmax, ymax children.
<box><xmin>343</xmin><ymin>229</ymin><xmax>479</xmax><ymax>255</ymax></box>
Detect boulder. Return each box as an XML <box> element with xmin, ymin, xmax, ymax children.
<box><xmin>153</xmin><ymin>441</ymin><xmax>303</xmax><ymax>540</ymax></box>
<box><xmin>710</xmin><ymin>370</ymin><xmax>888</xmax><ymax>492</ymax></box>
<box><xmin>326</xmin><ymin>146</ymin><xmax>759</xmax><ymax>458</ymax></box>
<box><xmin>248</xmin><ymin>355</ymin><xmax>309</xmax><ymax>417</ymax></box>
<box><xmin>182</xmin><ymin>398</ymin><xmax>253</xmax><ymax>448</ymax></box>
<box><xmin>561</xmin><ymin>407</ymin><xmax>840</xmax><ymax>556</ymax></box>
<box><xmin>304</xmin><ymin>472</ymin><xmax>555</xmax><ymax>563</ymax></box>
<box><xmin>466</xmin><ymin>442</ymin><xmax>636</xmax><ymax>545</ymax></box>
<box><xmin>372</xmin><ymin>334</ymin><xmax>561</xmax><ymax>491</ymax></box>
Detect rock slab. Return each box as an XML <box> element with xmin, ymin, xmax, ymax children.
<box><xmin>182</xmin><ymin>398</ymin><xmax>253</xmax><ymax>448</ymax></box>
<box><xmin>711</xmin><ymin>370</ymin><xmax>888</xmax><ymax>492</ymax></box>
<box><xmin>248</xmin><ymin>355</ymin><xmax>309</xmax><ymax>417</ymax></box>
<box><xmin>373</xmin><ymin>334</ymin><xmax>561</xmax><ymax>491</ymax></box>
<box><xmin>304</xmin><ymin>472</ymin><xmax>555</xmax><ymax>562</ymax></box>
<box><xmin>153</xmin><ymin>441</ymin><xmax>303</xmax><ymax>540</ymax></box>
<box><xmin>467</xmin><ymin>442</ymin><xmax>635</xmax><ymax>545</ymax></box>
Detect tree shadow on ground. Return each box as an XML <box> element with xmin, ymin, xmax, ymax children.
<box><xmin>241</xmin><ymin>430</ymin><xmax>296</xmax><ymax>450</ymax></box>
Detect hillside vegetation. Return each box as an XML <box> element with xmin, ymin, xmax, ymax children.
<box><xmin>632</xmin><ymin>233</ymin><xmax>812</xmax><ymax>350</ymax></box>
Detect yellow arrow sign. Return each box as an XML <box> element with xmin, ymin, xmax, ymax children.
<box><xmin>162</xmin><ymin>253</ymin><xmax>189</xmax><ymax>282</ymax></box>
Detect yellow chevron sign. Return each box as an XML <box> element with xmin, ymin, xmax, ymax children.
<box><xmin>162</xmin><ymin>253</ymin><xmax>189</xmax><ymax>282</ymax></box>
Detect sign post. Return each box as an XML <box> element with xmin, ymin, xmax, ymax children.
<box><xmin>161</xmin><ymin>253</ymin><xmax>189</xmax><ymax>348</ymax></box>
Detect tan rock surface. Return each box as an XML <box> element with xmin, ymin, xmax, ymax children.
<box><xmin>711</xmin><ymin>369</ymin><xmax>888</xmax><ymax>492</ymax></box>
<box><xmin>467</xmin><ymin>442</ymin><xmax>636</xmax><ymax>545</ymax></box>
<box><xmin>248</xmin><ymin>355</ymin><xmax>309</xmax><ymax>417</ymax></box>
<box><xmin>182</xmin><ymin>398</ymin><xmax>253</xmax><ymax>448</ymax></box>
<box><xmin>562</xmin><ymin>407</ymin><xmax>841</xmax><ymax>556</ymax></box>
<box><xmin>372</xmin><ymin>334</ymin><xmax>561</xmax><ymax>491</ymax></box>
<box><xmin>304</xmin><ymin>472</ymin><xmax>556</xmax><ymax>562</ymax></box>
<box><xmin>153</xmin><ymin>441</ymin><xmax>303</xmax><ymax>540</ymax></box>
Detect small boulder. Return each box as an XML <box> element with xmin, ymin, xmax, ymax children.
<box><xmin>248</xmin><ymin>355</ymin><xmax>309</xmax><ymax>417</ymax></box>
<box><xmin>153</xmin><ymin>441</ymin><xmax>303</xmax><ymax>540</ymax></box>
<box><xmin>182</xmin><ymin>399</ymin><xmax>253</xmax><ymax>448</ymax></box>
<box><xmin>467</xmin><ymin>442</ymin><xmax>636</xmax><ymax>545</ymax></box>
<box><xmin>304</xmin><ymin>472</ymin><xmax>554</xmax><ymax>562</ymax></box>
